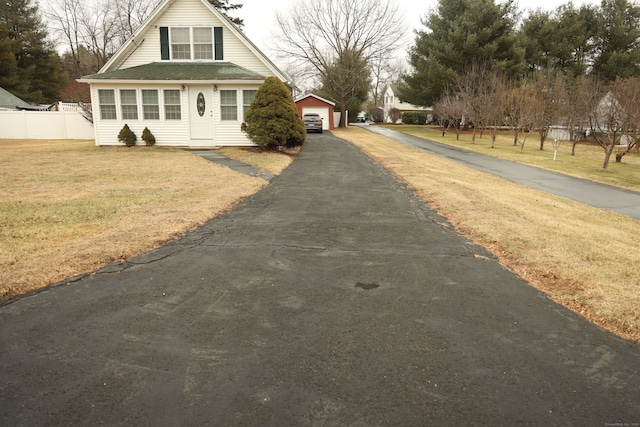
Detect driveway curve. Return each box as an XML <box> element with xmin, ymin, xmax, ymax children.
<box><xmin>366</xmin><ymin>125</ymin><xmax>640</xmax><ymax>220</ymax></box>
<box><xmin>1</xmin><ymin>133</ymin><xmax>639</xmax><ymax>425</ymax></box>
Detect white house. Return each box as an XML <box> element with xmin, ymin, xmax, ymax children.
<box><xmin>383</xmin><ymin>84</ymin><xmax>432</xmax><ymax>124</ymax></box>
<box><xmin>78</xmin><ymin>0</ymin><xmax>288</xmax><ymax>147</ymax></box>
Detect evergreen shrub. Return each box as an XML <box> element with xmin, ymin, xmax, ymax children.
<box><xmin>118</xmin><ymin>124</ymin><xmax>137</xmax><ymax>146</ymax></box>
<box><xmin>241</xmin><ymin>77</ymin><xmax>306</xmax><ymax>150</ymax></box>
<box><xmin>402</xmin><ymin>111</ymin><xmax>429</xmax><ymax>125</ymax></box>
<box><xmin>141</xmin><ymin>127</ymin><xmax>156</xmax><ymax>146</ymax></box>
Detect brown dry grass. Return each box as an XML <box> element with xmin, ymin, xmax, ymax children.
<box><xmin>334</xmin><ymin>127</ymin><xmax>640</xmax><ymax>344</ymax></box>
<box><xmin>0</xmin><ymin>140</ymin><xmax>294</xmax><ymax>301</ymax></box>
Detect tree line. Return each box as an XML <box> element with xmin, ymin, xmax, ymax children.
<box><xmin>432</xmin><ymin>68</ymin><xmax>640</xmax><ymax>170</ymax></box>
<box><xmin>395</xmin><ymin>0</ymin><xmax>640</xmax><ymax>170</ymax></box>
<box><xmin>399</xmin><ymin>0</ymin><xmax>640</xmax><ymax>108</ymax></box>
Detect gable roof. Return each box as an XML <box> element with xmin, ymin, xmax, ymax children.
<box><xmin>99</xmin><ymin>0</ymin><xmax>287</xmax><ymax>82</ymax></box>
<box><xmin>294</xmin><ymin>93</ymin><xmax>336</xmax><ymax>106</ymax></box>
<box><xmin>80</xmin><ymin>62</ymin><xmax>266</xmax><ymax>83</ymax></box>
<box><xmin>0</xmin><ymin>87</ymin><xmax>31</xmax><ymax>109</ymax></box>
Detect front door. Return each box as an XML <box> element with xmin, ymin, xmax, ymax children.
<box><xmin>189</xmin><ymin>85</ymin><xmax>214</xmax><ymax>140</ymax></box>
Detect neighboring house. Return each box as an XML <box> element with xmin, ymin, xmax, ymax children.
<box><xmin>294</xmin><ymin>94</ymin><xmax>335</xmax><ymax>131</ymax></box>
<box><xmin>383</xmin><ymin>84</ymin><xmax>432</xmax><ymax>123</ymax></box>
<box><xmin>78</xmin><ymin>0</ymin><xmax>288</xmax><ymax>147</ymax></box>
<box><xmin>0</xmin><ymin>87</ymin><xmax>32</xmax><ymax>111</ymax></box>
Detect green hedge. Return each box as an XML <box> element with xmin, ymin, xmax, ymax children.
<box><xmin>402</xmin><ymin>111</ymin><xmax>429</xmax><ymax>125</ymax></box>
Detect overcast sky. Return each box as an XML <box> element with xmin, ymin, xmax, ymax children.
<box><xmin>239</xmin><ymin>0</ymin><xmax>599</xmax><ymax>54</ymax></box>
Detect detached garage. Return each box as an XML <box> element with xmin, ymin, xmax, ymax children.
<box><xmin>294</xmin><ymin>94</ymin><xmax>335</xmax><ymax>131</ymax></box>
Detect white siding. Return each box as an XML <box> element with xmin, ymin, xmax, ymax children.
<box><xmin>91</xmin><ymin>83</ymin><xmax>190</xmax><ymax>146</ymax></box>
<box><xmin>119</xmin><ymin>0</ymin><xmax>272</xmax><ymax>76</ymax></box>
<box><xmin>91</xmin><ymin>0</ymin><xmax>286</xmax><ymax>146</ymax></box>
<box><xmin>210</xmin><ymin>84</ymin><xmax>258</xmax><ymax>146</ymax></box>
<box><xmin>91</xmin><ymin>83</ymin><xmax>261</xmax><ymax>147</ymax></box>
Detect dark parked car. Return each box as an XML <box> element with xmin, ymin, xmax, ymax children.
<box><xmin>302</xmin><ymin>113</ymin><xmax>323</xmax><ymax>133</ymax></box>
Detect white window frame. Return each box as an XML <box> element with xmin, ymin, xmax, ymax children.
<box><xmin>98</xmin><ymin>89</ymin><xmax>117</xmax><ymax>120</ymax></box>
<box><xmin>220</xmin><ymin>90</ymin><xmax>238</xmax><ymax>121</ymax></box>
<box><xmin>164</xmin><ymin>89</ymin><xmax>182</xmax><ymax>120</ymax></box>
<box><xmin>242</xmin><ymin>89</ymin><xmax>257</xmax><ymax>120</ymax></box>
<box><xmin>193</xmin><ymin>27</ymin><xmax>213</xmax><ymax>60</ymax></box>
<box><xmin>142</xmin><ymin>90</ymin><xmax>160</xmax><ymax>120</ymax></box>
<box><xmin>120</xmin><ymin>89</ymin><xmax>138</xmax><ymax>120</ymax></box>
<box><xmin>170</xmin><ymin>27</ymin><xmax>191</xmax><ymax>60</ymax></box>
<box><xmin>169</xmin><ymin>27</ymin><xmax>214</xmax><ymax>61</ymax></box>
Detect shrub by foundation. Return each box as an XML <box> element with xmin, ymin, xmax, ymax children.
<box><xmin>142</xmin><ymin>127</ymin><xmax>156</xmax><ymax>146</ymax></box>
<box><xmin>118</xmin><ymin>124</ymin><xmax>137</xmax><ymax>147</ymax></box>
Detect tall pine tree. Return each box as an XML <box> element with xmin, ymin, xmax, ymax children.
<box><xmin>0</xmin><ymin>0</ymin><xmax>65</xmax><ymax>103</ymax></box>
<box><xmin>398</xmin><ymin>0</ymin><xmax>525</xmax><ymax>107</ymax></box>
<box><xmin>207</xmin><ymin>0</ymin><xmax>244</xmax><ymax>27</ymax></box>
<box><xmin>592</xmin><ymin>0</ymin><xmax>640</xmax><ymax>81</ymax></box>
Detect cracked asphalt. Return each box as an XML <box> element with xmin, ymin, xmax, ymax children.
<box><xmin>2</xmin><ymin>133</ymin><xmax>640</xmax><ymax>426</ymax></box>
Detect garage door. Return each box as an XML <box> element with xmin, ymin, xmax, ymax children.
<box><xmin>302</xmin><ymin>107</ymin><xmax>330</xmax><ymax>130</ymax></box>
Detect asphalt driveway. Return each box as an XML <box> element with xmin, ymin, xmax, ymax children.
<box><xmin>2</xmin><ymin>133</ymin><xmax>639</xmax><ymax>425</ymax></box>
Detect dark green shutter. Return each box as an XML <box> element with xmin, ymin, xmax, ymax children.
<box><xmin>214</xmin><ymin>27</ymin><xmax>223</xmax><ymax>60</ymax></box>
<box><xmin>160</xmin><ymin>27</ymin><xmax>169</xmax><ymax>60</ymax></box>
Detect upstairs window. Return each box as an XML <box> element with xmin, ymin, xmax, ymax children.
<box><xmin>161</xmin><ymin>26</ymin><xmax>223</xmax><ymax>61</ymax></box>
<box><xmin>171</xmin><ymin>28</ymin><xmax>191</xmax><ymax>60</ymax></box>
<box><xmin>193</xmin><ymin>27</ymin><xmax>213</xmax><ymax>60</ymax></box>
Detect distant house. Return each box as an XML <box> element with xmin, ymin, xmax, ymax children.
<box><xmin>294</xmin><ymin>94</ymin><xmax>335</xmax><ymax>131</ymax></box>
<box><xmin>383</xmin><ymin>84</ymin><xmax>432</xmax><ymax>123</ymax></box>
<box><xmin>0</xmin><ymin>87</ymin><xmax>32</xmax><ymax>111</ymax></box>
<box><xmin>78</xmin><ymin>0</ymin><xmax>288</xmax><ymax>147</ymax></box>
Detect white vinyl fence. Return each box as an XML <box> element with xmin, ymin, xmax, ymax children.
<box><xmin>0</xmin><ymin>110</ymin><xmax>94</xmax><ymax>140</ymax></box>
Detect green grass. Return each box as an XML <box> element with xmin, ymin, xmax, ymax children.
<box><xmin>378</xmin><ymin>124</ymin><xmax>640</xmax><ymax>191</ymax></box>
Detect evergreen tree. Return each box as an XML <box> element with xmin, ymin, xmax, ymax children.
<box><xmin>398</xmin><ymin>0</ymin><xmax>525</xmax><ymax>107</ymax></box>
<box><xmin>207</xmin><ymin>0</ymin><xmax>244</xmax><ymax>27</ymax></box>
<box><xmin>520</xmin><ymin>4</ymin><xmax>598</xmax><ymax>77</ymax></box>
<box><xmin>592</xmin><ymin>0</ymin><xmax>640</xmax><ymax>81</ymax></box>
<box><xmin>0</xmin><ymin>0</ymin><xmax>65</xmax><ymax>103</ymax></box>
<box><xmin>241</xmin><ymin>77</ymin><xmax>305</xmax><ymax>150</ymax></box>
<box><xmin>318</xmin><ymin>49</ymin><xmax>371</xmax><ymax>124</ymax></box>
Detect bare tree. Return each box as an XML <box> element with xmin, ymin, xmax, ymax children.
<box><xmin>388</xmin><ymin>108</ymin><xmax>402</xmax><ymax>124</ymax></box>
<box><xmin>587</xmin><ymin>81</ymin><xmax>624</xmax><ymax>170</ymax></box>
<box><xmin>81</xmin><ymin>1</ymin><xmax>120</xmax><ymax>71</ymax></box>
<box><xmin>434</xmin><ymin>92</ymin><xmax>466</xmax><ymax>140</ymax></box>
<box><xmin>484</xmin><ymin>73</ymin><xmax>510</xmax><ymax>148</ymax></box>
<box><xmin>456</xmin><ymin>63</ymin><xmax>493</xmax><ymax>144</ymax></box>
<box><xmin>563</xmin><ymin>75</ymin><xmax>595</xmax><ymax>156</ymax></box>
<box><xmin>369</xmin><ymin>55</ymin><xmax>405</xmax><ymax>107</ymax></box>
<box><xmin>275</xmin><ymin>0</ymin><xmax>406</xmax><ymax>127</ymax></box>
<box><xmin>531</xmin><ymin>70</ymin><xmax>568</xmax><ymax>150</ymax></box>
<box><xmin>506</xmin><ymin>80</ymin><xmax>544</xmax><ymax>153</ymax></box>
<box><xmin>45</xmin><ymin>0</ymin><xmax>85</xmax><ymax>78</ymax></box>
<box><xmin>113</xmin><ymin>0</ymin><xmax>162</xmax><ymax>46</ymax></box>
<box><xmin>44</xmin><ymin>0</ymin><xmax>161</xmax><ymax>76</ymax></box>
<box><xmin>611</xmin><ymin>76</ymin><xmax>640</xmax><ymax>162</ymax></box>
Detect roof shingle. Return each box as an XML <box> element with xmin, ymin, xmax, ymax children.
<box><xmin>81</xmin><ymin>62</ymin><xmax>266</xmax><ymax>81</ymax></box>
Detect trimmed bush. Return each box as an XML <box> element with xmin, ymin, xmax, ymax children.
<box><xmin>241</xmin><ymin>76</ymin><xmax>305</xmax><ymax>150</ymax></box>
<box><xmin>402</xmin><ymin>111</ymin><xmax>429</xmax><ymax>125</ymax></box>
<box><xmin>118</xmin><ymin>124</ymin><xmax>137</xmax><ymax>146</ymax></box>
<box><xmin>141</xmin><ymin>127</ymin><xmax>156</xmax><ymax>146</ymax></box>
